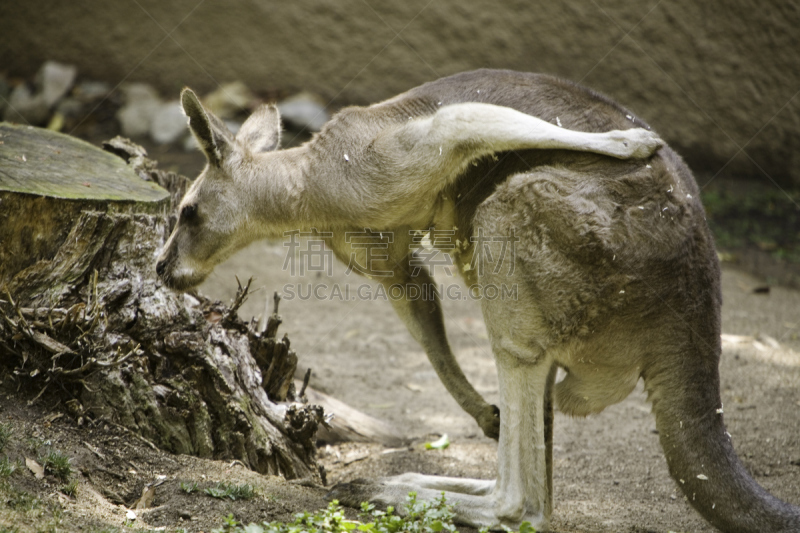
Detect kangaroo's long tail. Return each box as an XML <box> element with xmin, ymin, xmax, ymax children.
<box><xmin>644</xmin><ymin>339</ymin><xmax>800</xmax><ymax>533</ymax></box>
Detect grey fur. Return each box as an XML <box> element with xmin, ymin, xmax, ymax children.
<box><xmin>158</xmin><ymin>70</ymin><xmax>799</xmax><ymax>532</ymax></box>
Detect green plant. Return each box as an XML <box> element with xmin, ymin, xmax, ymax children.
<box><xmin>4</xmin><ymin>487</ymin><xmax>40</xmax><ymax>512</ymax></box>
<box><xmin>209</xmin><ymin>492</ymin><xmax>535</xmax><ymax>533</ymax></box>
<box><xmin>40</xmin><ymin>450</ymin><xmax>72</xmax><ymax>481</ymax></box>
<box><xmin>204</xmin><ymin>482</ymin><xmax>255</xmax><ymax>501</ymax></box>
<box><xmin>180</xmin><ymin>481</ymin><xmax>199</xmax><ymax>494</ymax></box>
<box><xmin>26</xmin><ymin>437</ymin><xmax>52</xmax><ymax>452</ymax></box>
<box><xmin>0</xmin><ymin>423</ymin><xmax>12</xmax><ymax>452</ymax></box>
<box><xmin>700</xmin><ymin>186</ymin><xmax>800</xmax><ymax>265</ymax></box>
<box><xmin>0</xmin><ymin>456</ymin><xmax>18</xmax><ymax>479</ymax></box>
<box><xmin>60</xmin><ymin>479</ymin><xmax>79</xmax><ymax>497</ymax></box>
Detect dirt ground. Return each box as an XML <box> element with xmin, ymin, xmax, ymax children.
<box><xmin>200</xmin><ymin>238</ymin><xmax>800</xmax><ymax>533</ymax></box>
<box><xmin>4</xmin><ymin>240</ymin><xmax>796</xmax><ymax>533</ymax></box>
<box><xmin>1</xmin><ymin>167</ymin><xmax>799</xmax><ymax>532</ymax></box>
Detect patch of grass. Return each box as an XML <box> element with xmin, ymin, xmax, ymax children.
<box><xmin>204</xmin><ymin>482</ymin><xmax>255</xmax><ymax>501</ymax></box>
<box><xmin>0</xmin><ymin>456</ymin><xmax>18</xmax><ymax>478</ymax></box>
<box><xmin>3</xmin><ymin>487</ymin><xmax>41</xmax><ymax>512</ymax></box>
<box><xmin>701</xmin><ymin>187</ymin><xmax>800</xmax><ymax>262</ymax></box>
<box><xmin>26</xmin><ymin>437</ymin><xmax>52</xmax><ymax>452</ymax></box>
<box><xmin>211</xmin><ymin>492</ymin><xmax>536</xmax><ymax>533</ymax></box>
<box><xmin>60</xmin><ymin>479</ymin><xmax>79</xmax><ymax>498</ymax></box>
<box><xmin>0</xmin><ymin>423</ymin><xmax>12</xmax><ymax>452</ymax></box>
<box><xmin>0</xmin><ymin>483</ymin><xmax>66</xmax><ymax>533</ymax></box>
<box><xmin>88</xmin><ymin>526</ymin><xmax>167</xmax><ymax>533</ymax></box>
<box><xmin>180</xmin><ymin>480</ymin><xmax>199</xmax><ymax>494</ymax></box>
<box><xmin>40</xmin><ymin>450</ymin><xmax>72</xmax><ymax>481</ymax></box>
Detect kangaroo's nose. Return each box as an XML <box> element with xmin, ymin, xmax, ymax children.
<box><xmin>156</xmin><ymin>260</ymin><xmax>167</xmax><ymax>277</ymax></box>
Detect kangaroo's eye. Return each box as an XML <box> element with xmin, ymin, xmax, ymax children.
<box><xmin>181</xmin><ymin>204</ymin><xmax>198</xmax><ymax>221</ymax></box>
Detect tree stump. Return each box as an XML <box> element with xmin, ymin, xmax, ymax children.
<box><xmin>0</xmin><ymin>123</ymin><xmax>324</xmax><ymax>482</ymax></box>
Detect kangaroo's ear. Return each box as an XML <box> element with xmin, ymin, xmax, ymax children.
<box><xmin>236</xmin><ymin>104</ymin><xmax>282</xmax><ymax>153</ymax></box>
<box><xmin>181</xmin><ymin>87</ymin><xmax>234</xmax><ymax>166</ymax></box>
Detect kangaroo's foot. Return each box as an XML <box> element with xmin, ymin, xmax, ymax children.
<box><xmin>604</xmin><ymin>128</ymin><xmax>664</xmax><ymax>159</ymax></box>
<box><xmin>327</xmin><ymin>474</ymin><xmax>548</xmax><ymax>531</ymax></box>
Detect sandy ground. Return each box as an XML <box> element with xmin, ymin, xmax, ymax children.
<box><xmin>193</xmin><ymin>238</ymin><xmax>800</xmax><ymax>533</ymax></box>
<box><xmin>0</xmin><ymin>232</ymin><xmax>797</xmax><ymax>533</ymax></box>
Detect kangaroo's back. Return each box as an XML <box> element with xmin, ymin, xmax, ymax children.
<box><xmin>378</xmin><ymin>69</ymin><xmax>647</xmax><ymax>133</ymax></box>
<box><xmin>376</xmin><ymin>71</ymin><xmax>703</xmax><ymax>275</ymax></box>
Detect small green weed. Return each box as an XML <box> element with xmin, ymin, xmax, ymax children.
<box><xmin>4</xmin><ymin>487</ymin><xmax>40</xmax><ymax>512</ymax></box>
<box><xmin>26</xmin><ymin>437</ymin><xmax>51</xmax><ymax>452</ymax></box>
<box><xmin>0</xmin><ymin>456</ymin><xmax>18</xmax><ymax>478</ymax></box>
<box><xmin>0</xmin><ymin>423</ymin><xmax>12</xmax><ymax>452</ymax></box>
<box><xmin>60</xmin><ymin>479</ymin><xmax>79</xmax><ymax>498</ymax></box>
<box><xmin>40</xmin><ymin>450</ymin><xmax>72</xmax><ymax>481</ymax></box>
<box><xmin>209</xmin><ymin>492</ymin><xmax>537</xmax><ymax>533</ymax></box>
<box><xmin>180</xmin><ymin>481</ymin><xmax>199</xmax><ymax>494</ymax></box>
<box><xmin>204</xmin><ymin>482</ymin><xmax>255</xmax><ymax>501</ymax></box>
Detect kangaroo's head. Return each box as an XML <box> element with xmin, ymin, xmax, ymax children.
<box><xmin>156</xmin><ymin>88</ymin><xmax>282</xmax><ymax>291</ymax></box>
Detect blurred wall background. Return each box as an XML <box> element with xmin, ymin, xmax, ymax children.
<box><xmin>1</xmin><ymin>0</ymin><xmax>798</xmax><ymax>186</ymax></box>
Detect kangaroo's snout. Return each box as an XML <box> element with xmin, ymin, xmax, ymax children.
<box><xmin>155</xmin><ymin>259</ymin><xmax>167</xmax><ymax>277</ymax></box>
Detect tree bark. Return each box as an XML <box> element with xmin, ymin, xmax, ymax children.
<box><xmin>0</xmin><ymin>123</ymin><xmax>324</xmax><ymax>482</ymax></box>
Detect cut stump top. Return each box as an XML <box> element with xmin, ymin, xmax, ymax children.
<box><xmin>0</xmin><ymin>122</ymin><xmax>169</xmax><ymax>202</ymax></box>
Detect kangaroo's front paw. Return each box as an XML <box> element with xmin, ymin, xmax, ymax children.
<box><xmin>477</xmin><ymin>404</ymin><xmax>500</xmax><ymax>440</ymax></box>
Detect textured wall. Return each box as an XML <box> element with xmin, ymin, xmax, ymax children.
<box><xmin>2</xmin><ymin>1</ymin><xmax>798</xmax><ymax>185</ymax></box>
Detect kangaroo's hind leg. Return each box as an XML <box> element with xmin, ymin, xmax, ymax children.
<box><xmin>328</xmin><ymin>208</ymin><xmax>558</xmax><ymax>530</ymax></box>
<box><xmin>384</xmin><ymin>102</ymin><xmax>664</xmax><ymax>165</ymax></box>
<box><xmin>327</xmin><ymin>340</ymin><xmax>556</xmax><ymax>531</ymax></box>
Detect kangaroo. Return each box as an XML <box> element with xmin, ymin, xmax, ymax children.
<box><xmin>156</xmin><ymin>69</ymin><xmax>799</xmax><ymax>532</ymax></box>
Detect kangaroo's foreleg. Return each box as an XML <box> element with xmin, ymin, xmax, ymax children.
<box><xmin>382</xmin><ymin>262</ymin><xmax>500</xmax><ymax>439</ymax></box>
<box><xmin>327</xmin><ymin>233</ymin><xmax>499</xmax><ymax>439</ymax></box>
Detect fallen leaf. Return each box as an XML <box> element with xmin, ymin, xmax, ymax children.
<box><xmin>47</xmin><ymin>112</ymin><xmax>65</xmax><ymax>132</ymax></box>
<box><xmin>26</xmin><ymin>457</ymin><xmax>45</xmax><ymax>479</ymax></box>
<box><xmin>425</xmin><ymin>434</ymin><xmax>450</xmax><ymax>450</ymax></box>
<box><xmin>134</xmin><ymin>485</ymin><xmax>156</xmax><ymax>510</ymax></box>
<box><xmin>721</xmin><ymin>334</ymin><xmax>753</xmax><ymax>344</ymax></box>
<box><xmin>204</xmin><ymin>310</ymin><xmax>223</xmax><ymax>324</ymax></box>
